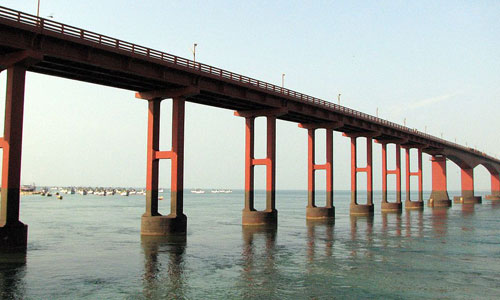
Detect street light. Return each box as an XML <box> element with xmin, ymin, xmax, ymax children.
<box><xmin>337</xmin><ymin>93</ymin><xmax>341</xmax><ymax>105</ymax></box>
<box><xmin>191</xmin><ymin>43</ymin><xmax>198</xmax><ymax>62</ymax></box>
<box><xmin>403</xmin><ymin>118</ymin><xmax>406</xmax><ymax>126</ymax></box>
<box><xmin>376</xmin><ymin>107</ymin><xmax>379</xmax><ymax>118</ymax></box>
<box><xmin>37</xmin><ymin>0</ymin><xmax>40</xmax><ymax>17</ymax></box>
<box><xmin>281</xmin><ymin>73</ymin><xmax>285</xmax><ymax>88</ymax></box>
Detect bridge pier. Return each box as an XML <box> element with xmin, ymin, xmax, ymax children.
<box><xmin>346</xmin><ymin>135</ymin><xmax>374</xmax><ymax>216</ymax></box>
<box><xmin>299</xmin><ymin>123</ymin><xmax>338</xmax><ymax>220</ymax></box>
<box><xmin>485</xmin><ymin>173</ymin><xmax>500</xmax><ymax>200</ymax></box>
<box><xmin>428</xmin><ymin>155</ymin><xmax>451</xmax><ymax>207</ymax></box>
<box><xmin>0</xmin><ymin>65</ymin><xmax>28</xmax><ymax>251</ymax></box>
<box><xmin>404</xmin><ymin>147</ymin><xmax>424</xmax><ymax>209</ymax></box>
<box><xmin>453</xmin><ymin>167</ymin><xmax>481</xmax><ymax>204</ymax></box>
<box><xmin>235</xmin><ymin>109</ymin><xmax>287</xmax><ymax>227</ymax></box>
<box><xmin>140</xmin><ymin>97</ymin><xmax>187</xmax><ymax>236</ymax></box>
<box><xmin>379</xmin><ymin>142</ymin><xmax>402</xmax><ymax>212</ymax></box>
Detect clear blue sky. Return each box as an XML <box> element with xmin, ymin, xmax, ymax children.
<box><xmin>1</xmin><ymin>1</ymin><xmax>499</xmax><ymax>193</ymax></box>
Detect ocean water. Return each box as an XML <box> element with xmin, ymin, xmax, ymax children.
<box><xmin>1</xmin><ymin>190</ymin><xmax>499</xmax><ymax>299</ymax></box>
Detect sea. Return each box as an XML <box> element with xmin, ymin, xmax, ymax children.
<box><xmin>0</xmin><ymin>190</ymin><xmax>499</xmax><ymax>299</ymax></box>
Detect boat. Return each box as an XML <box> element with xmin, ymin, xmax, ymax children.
<box><xmin>190</xmin><ymin>188</ymin><xmax>205</xmax><ymax>194</ymax></box>
<box><xmin>21</xmin><ymin>183</ymin><xmax>36</xmax><ymax>192</ymax></box>
<box><xmin>120</xmin><ymin>190</ymin><xmax>129</xmax><ymax>196</ymax></box>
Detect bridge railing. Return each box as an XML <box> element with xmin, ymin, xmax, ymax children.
<box><xmin>0</xmin><ymin>6</ymin><xmax>497</xmax><ymax>163</ymax></box>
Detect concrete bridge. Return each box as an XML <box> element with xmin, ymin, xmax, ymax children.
<box><xmin>0</xmin><ymin>6</ymin><xmax>499</xmax><ymax>251</ymax></box>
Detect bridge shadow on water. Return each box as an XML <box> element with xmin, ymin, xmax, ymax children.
<box><xmin>140</xmin><ymin>235</ymin><xmax>187</xmax><ymax>299</ymax></box>
<box><xmin>0</xmin><ymin>251</ymin><xmax>26</xmax><ymax>299</ymax></box>
<box><xmin>239</xmin><ymin>226</ymin><xmax>277</xmax><ymax>299</ymax></box>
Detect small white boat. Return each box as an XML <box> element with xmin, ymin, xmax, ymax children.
<box><xmin>191</xmin><ymin>188</ymin><xmax>205</xmax><ymax>194</ymax></box>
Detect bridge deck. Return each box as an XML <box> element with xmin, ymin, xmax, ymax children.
<box><xmin>0</xmin><ymin>6</ymin><xmax>498</xmax><ymax>169</ymax></box>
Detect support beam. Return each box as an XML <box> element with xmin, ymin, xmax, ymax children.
<box><xmin>453</xmin><ymin>167</ymin><xmax>482</xmax><ymax>204</ymax></box>
<box><xmin>0</xmin><ymin>65</ymin><xmax>28</xmax><ymax>251</ymax></box>
<box><xmin>485</xmin><ymin>172</ymin><xmax>500</xmax><ymax>200</ymax></box>
<box><xmin>300</xmin><ymin>126</ymin><xmax>335</xmax><ymax>220</ymax></box>
<box><xmin>404</xmin><ymin>147</ymin><xmax>424</xmax><ymax>210</ymax></box>
<box><xmin>237</xmin><ymin>112</ymin><xmax>278</xmax><ymax>226</ymax></box>
<box><xmin>428</xmin><ymin>155</ymin><xmax>451</xmax><ymax>207</ymax></box>
<box><xmin>141</xmin><ymin>97</ymin><xmax>187</xmax><ymax>236</ymax></box>
<box><xmin>380</xmin><ymin>142</ymin><xmax>402</xmax><ymax>212</ymax></box>
<box><xmin>348</xmin><ymin>136</ymin><xmax>374</xmax><ymax>216</ymax></box>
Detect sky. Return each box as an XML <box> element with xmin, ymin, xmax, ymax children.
<box><xmin>1</xmin><ymin>1</ymin><xmax>499</xmax><ymax>194</ymax></box>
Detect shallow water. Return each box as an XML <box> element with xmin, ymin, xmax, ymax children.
<box><xmin>1</xmin><ymin>190</ymin><xmax>499</xmax><ymax>299</ymax></box>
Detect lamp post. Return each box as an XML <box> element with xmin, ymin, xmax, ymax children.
<box><xmin>403</xmin><ymin>118</ymin><xmax>406</xmax><ymax>126</ymax></box>
<box><xmin>281</xmin><ymin>73</ymin><xmax>285</xmax><ymax>88</ymax></box>
<box><xmin>192</xmin><ymin>43</ymin><xmax>197</xmax><ymax>62</ymax></box>
<box><xmin>337</xmin><ymin>93</ymin><xmax>341</xmax><ymax>105</ymax></box>
<box><xmin>37</xmin><ymin>0</ymin><xmax>40</xmax><ymax>17</ymax></box>
<box><xmin>376</xmin><ymin>107</ymin><xmax>379</xmax><ymax>118</ymax></box>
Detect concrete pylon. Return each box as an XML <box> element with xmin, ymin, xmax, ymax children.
<box><xmin>404</xmin><ymin>147</ymin><xmax>424</xmax><ymax>210</ymax></box>
<box><xmin>0</xmin><ymin>65</ymin><xmax>28</xmax><ymax>251</ymax></box>
<box><xmin>379</xmin><ymin>142</ymin><xmax>402</xmax><ymax>212</ymax></box>
<box><xmin>485</xmin><ymin>172</ymin><xmax>500</xmax><ymax>200</ymax></box>
<box><xmin>453</xmin><ymin>167</ymin><xmax>482</xmax><ymax>204</ymax></box>
<box><xmin>345</xmin><ymin>134</ymin><xmax>375</xmax><ymax>216</ymax></box>
<box><xmin>299</xmin><ymin>123</ymin><xmax>341</xmax><ymax>220</ymax></box>
<box><xmin>428</xmin><ymin>155</ymin><xmax>452</xmax><ymax>208</ymax></box>
<box><xmin>140</xmin><ymin>97</ymin><xmax>188</xmax><ymax>236</ymax></box>
<box><xmin>235</xmin><ymin>108</ymin><xmax>287</xmax><ymax>227</ymax></box>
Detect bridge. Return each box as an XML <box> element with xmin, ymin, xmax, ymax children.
<box><xmin>0</xmin><ymin>6</ymin><xmax>499</xmax><ymax>250</ymax></box>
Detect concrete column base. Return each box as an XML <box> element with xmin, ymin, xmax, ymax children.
<box><xmin>242</xmin><ymin>210</ymin><xmax>277</xmax><ymax>226</ymax></box>
<box><xmin>0</xmin><ymin>223</ymin><xmax>28</xmax><ymax>252</ymax></box>
<box><xmin>453</xmin><ymin>196</ymin><xmax>482</xmax><ymax>204</ymax></box>
<box><xmin>427</xmin><ymin>199</ymin><xmax>452</xmax><ymax>208</ymax></box>
<box><xmin>141</xmin><ymin>214</ymin><xmax>187</xmax><ymax>236</ymax></box>
<box><xmin>485</xmin><ymin>194</ymin><xmax>500</xmax><ymax>201</ymax></box>
<box><xmin>350</xmin><ymin>204</ymin><xmax>374</xmax><ymax>216</ymax></box>
<box><xmin>405</xmin><ymin>200</ymin><xmax>424</xmax><ymax>210</ymax></box>
<box><xmin>381</xmin><ymin>202</ymin><xmax>402</xmax><ymax>212</ymax></box>
<box><xmin>306</xmin><ymin>207</ymin><xmax>335</xmax><ymax>220</ymax></box>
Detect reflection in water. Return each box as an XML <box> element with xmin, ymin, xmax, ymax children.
<box><xmin>381</xmin><ymin>212</ymin><xmax>402</xmax><ymax>252</ymax></box>
<box><xmin>0</xmin><ymin>252</ymin><xmax>26</xmax><ymax>299</ymax></box>
<box><xmin>431</xmin><ymin>208</ymin><xmax>449</xmax><ymax>239</ymax></box>
<box><xmin>490</xmin><ymin>201</ymin><xmax>500</xmax><ymax>209</ymax></box>
<box><xmin>306</xmin><ymin>219</ymin><xmax>334</xmax><ymax>262</ymax></box>
<box><xmin>381</xmin><ymin>212</ymin><xmax>402</xmax><ymax>237</ymax></box>
<box><xmin>141</xmin><ymin>235</ymin><xmax>186</xmax><ymax>299</ymax></box>
<box><xmin>461</xmin><ymin>203</ymin><xmax>476</xmax><ymax>216</ymax></box>
<box><xmin>405</xmin><ymin>209</ymin><xmax>424</xmax><ymax>238</ymax></box>
<box><xmin>240</xmin><ymin>226</ymin><xmax>277</xmax><ymax>299</ymax></box>
<box><xmin>350</xmin><ymin>215</ymin><xmax>374</xmax><ymax>259</ymax></box>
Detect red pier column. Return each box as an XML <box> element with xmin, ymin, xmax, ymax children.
<box><xmin>0</xmin><ymin>65</ymin><xmax>28</xmax><ymax>251</ymax></box>
<box><xmin>428</xmin><ymin>155</ymin><xmax>451</xmax><ymax>207</ymax></box>
<box><xmin>485</xmin><ymin>172</ymin><xmax>500</xmax><ymax>200</ymax></box>
<box><xmin>453</xmin><ymin>167</ymin><xmax>482</xmax><ymax>204</ymax></box>
<box><xmin>141</xmin><ymin>97</ymin><xmax>187</xmax><ymax>236</ymax></box>
<box><xmin>404</xmin><ymin>147</ymin><xmax>424</xmax><ymax>210</ymax></box>
<box><xmin>380</xmin><ymin>142</ymin><xmax>402</xmax><ymax>212</ymax></box>
<box><xmin>299</xmin><ymin>124</ymin><xmax>335</xmax><ymax>220</ymax></box>
<box><xmin>235</xmin><ymin>109</ymin><xmax>284</xmax><ymax>227</ymax></box>
<box><xmin>244</xmin><ymin>117</ymin><xmax>255</xmax><ymax>211</ymax></box>
<box><xmin>348</xmin><ymin>135</ymin><xmax>374</xmax><ymax>216</ymax></box>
